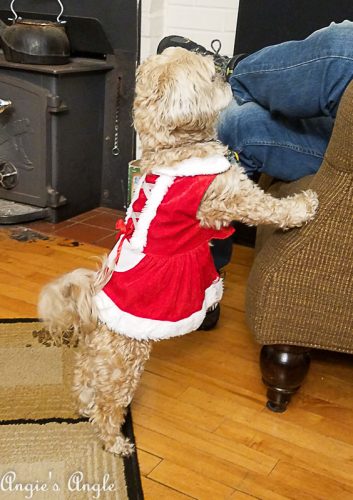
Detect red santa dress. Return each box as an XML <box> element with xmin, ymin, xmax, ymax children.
<box><xmin>94</xmin><ymin>154</ymin><xmax>234</xmax><ymax>340</ymax></box>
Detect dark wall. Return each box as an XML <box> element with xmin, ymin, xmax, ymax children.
<box><xmin>235</xmin><ymin>0</ymin><xmax>353</xmax><ymax>54</ymax></box>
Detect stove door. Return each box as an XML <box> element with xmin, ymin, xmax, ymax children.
<box><xmin>0</xmin><ymin>75</ymin><xmax>50</xmax><ymax>207</ymax></box>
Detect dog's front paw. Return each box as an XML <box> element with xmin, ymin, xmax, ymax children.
<box><xmin>300</xmin><ymin>189</ymin><xmax>319</xmax><ymax>220</ymax></box>
<box><xmin>105</xmin><ymin>436</ymin><xmax>135</xmax><ymax>456</ymax></box>
<box><xmin>282</xmin><ymin>189</ymin><xmax>319</xmax><ymax>229</ymax></box>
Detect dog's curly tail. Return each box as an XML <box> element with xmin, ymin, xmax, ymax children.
<box><xmin>38</xmin><ymin>268</ymin><xmax>99</xmax><ymax>346</ymax></box>
<box><xmin>38</xmin><ymin>254</ymin><xmax>116</xmax><ymax>347</ymax></box>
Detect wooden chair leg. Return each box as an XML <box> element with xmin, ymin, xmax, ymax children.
<box><xmin>260</xmin><ymin>345</ymin><xmax>311</xmax><ymax>413</ymax></box>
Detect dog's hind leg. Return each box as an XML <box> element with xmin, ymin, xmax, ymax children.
<box><xmin>74</xmin><ymin>323</ymin><xmax>152</xmax><ymax>455</ymax></box>
<box><xmin>73</xmin><ymin>337</ymin><xmax>97</xmax><ymax>418</ymax></box>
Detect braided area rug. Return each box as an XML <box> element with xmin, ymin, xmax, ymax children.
<box><xmin>0</xmin><ymin>319</ymin><xmax>143</xmax><ymax>500</ymax></box>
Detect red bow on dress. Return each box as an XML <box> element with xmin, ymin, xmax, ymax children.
<box><xmin>115</xmin><ymin>218</ymin><xmax>134</xmax><ymax>239</ymax></box>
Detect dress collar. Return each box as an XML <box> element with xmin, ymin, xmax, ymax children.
<box><xmin>151</xmin><ymin>155</ymin><xmax>230</xmax><ymax>177</ymax></box>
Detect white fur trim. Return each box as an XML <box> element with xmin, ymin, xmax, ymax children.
<box><xmin>94</xmin><ymin>279</ymin><xmax>223</xmax><ymax>341</ymax></box>
<box><xmin>129</xmin><ymin>174</ymin><xmax>175</xmax><ymax>251</ymax></box>
<box><xmin>152</xmin><ymin>155</ymin><xmax>230</xmax><ymax>177</ymax></box>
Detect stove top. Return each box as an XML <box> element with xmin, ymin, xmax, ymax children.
<box><xmin>0</xmin><ymin>51</ymin><xmax>114</xmax><ymax>74</ymax></box>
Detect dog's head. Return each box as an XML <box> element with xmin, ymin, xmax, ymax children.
<box><xmin>133</xmin><ymin>47</ymin><xmax>232</xmax><ymax>154</ymax></box>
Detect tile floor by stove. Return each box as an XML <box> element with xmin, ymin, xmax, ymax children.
<box><xmin>25</xmin><ymin>207</ymin><xmax>125</xmax><ymax>249</ymax></box>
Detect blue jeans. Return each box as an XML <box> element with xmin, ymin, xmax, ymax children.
<box><xmin>214</xmin><ymin>21</ymin><xmax>353</xmax><ymax>268</ymax></box>
<box><xmin>218</xmin><ymin>21</ymin><xmax>353</xmax><ymax>181</ymax></box>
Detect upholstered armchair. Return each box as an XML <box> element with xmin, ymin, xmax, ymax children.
<box><xmin>245</xmin><ymin>79</ymin><xmax>353</xmax><ymax>412</ymax></box>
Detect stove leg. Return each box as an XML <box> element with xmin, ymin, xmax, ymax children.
<box><xmin>260</xmin><ymin>344</ymin><xmax>311</xmax><ymax>412</ymax></box>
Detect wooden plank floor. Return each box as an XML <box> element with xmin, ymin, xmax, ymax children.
<box><xmin>1</xmin><ymin>226</ymin><xmax>353</xmax><ymax>499</ymax></box>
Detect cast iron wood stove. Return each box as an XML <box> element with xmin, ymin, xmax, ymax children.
<box><xmin>0</xmin><ymin>0</ymin><xmax>138</xmax><ymax>223</ymax></box>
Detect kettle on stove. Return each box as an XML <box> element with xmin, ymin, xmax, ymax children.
<box><xmin>0</xmin><ymin>0</ymin><xmax>70</xmax><ymax>65</ymax></box>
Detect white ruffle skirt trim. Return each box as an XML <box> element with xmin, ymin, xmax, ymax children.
<box><xmin>93</xmin><ymin>279</ymin><xmax>223</xmax><ymax>341</ymax></box>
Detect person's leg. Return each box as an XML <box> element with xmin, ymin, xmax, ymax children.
<box><xmin>211</xmin><ymin>237</ymin><xmax>234</xmax><ymax>270</ymax></box>
<box><xmin>230</xmin><ymin>21</ymin><xmax>353</xmax><ymax>119</ymax></box>
<box><xmin>218</xmin><ymin>100</ymin><xmax>334</xmax><ymax>181</ymax></box>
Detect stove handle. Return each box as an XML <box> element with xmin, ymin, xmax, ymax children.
<box><xmin>0</xmin><ymin>99</ymin><xmax>12</xmax><ymax>113</ymax></box>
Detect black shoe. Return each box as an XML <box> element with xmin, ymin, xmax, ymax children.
<box><xmin>198</xmin><ymin>303</ymin><xmax>221</xmax><ymax>331</ymax></box>
<box><xmin>224</xmin><ymin>53</ymin><xmax>248</xmax><ymax>80</ymax></box>
<box><xmin>157</xmin><ymin>35</ymin><xmax>213</xmax><ymax>57</ymax></box>
<box><xmin>157</xmin><ymin>35</ymin><xmax>246</xmax><ymax>81</ymax></box>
